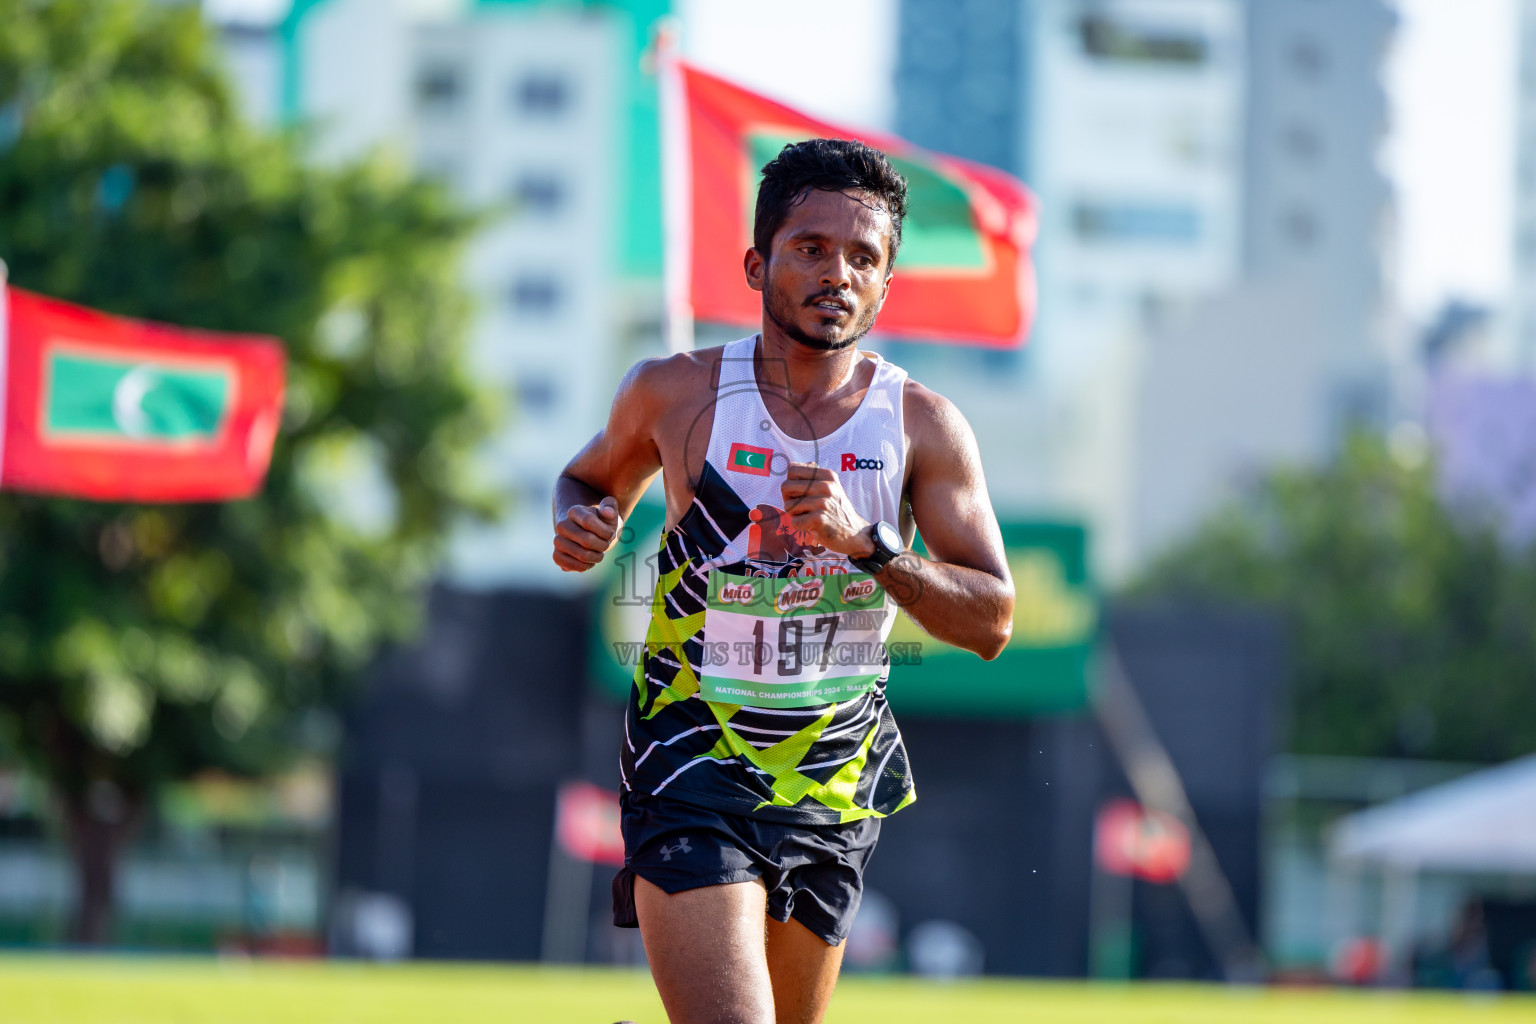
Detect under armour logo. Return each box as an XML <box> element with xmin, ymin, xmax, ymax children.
<box><xmin>658</xmin><ymin>838</ymin><xmax>692</xmax><ymax>861</ymax></box>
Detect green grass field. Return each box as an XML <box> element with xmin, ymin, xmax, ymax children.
<box><xmin>1</xmin><ymin>958</ymin><xmax>1532</xmax><ymax>1024</ymax></box>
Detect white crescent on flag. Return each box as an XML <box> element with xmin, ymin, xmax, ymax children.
<box><xmin>110</xmin><ymin>364</ymin><xmax>159</xmax><ymax>439</ymax></box>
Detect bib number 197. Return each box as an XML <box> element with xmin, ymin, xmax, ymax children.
<box><xmin>750</xmin><ymin>615</ymin><xmax>840</xmax><ymax>676</ymax></box>
<box><xmin>701</xmin><ymin>571</ymin><xmax>888</xmax><ymax>709</ymax></box>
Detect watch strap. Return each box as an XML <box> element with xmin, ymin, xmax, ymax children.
<box><xmin>849</xmin><ymin>523</ymin><xmax>900</xmax><ymax>575</ymax></box>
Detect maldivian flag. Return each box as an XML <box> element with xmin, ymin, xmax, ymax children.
<box><xmin>664</xmin><ymin>60</ymin><xmax>1037</xmax><ymax>347</ymax></box>
<box><xmin>0</xmin><ymin>285</ymin><xmax>285</xmax><ymax>502</ymax></box>
<box><xmin>727</xmin><ymin>441</ymin><xmax>772</xmax><ymax>476</ymax></box>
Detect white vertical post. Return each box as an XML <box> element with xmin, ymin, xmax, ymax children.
<box><xmin>540</xmin><ymin>786</ymin><xmax>595</xmax><ymax>964</ymax></box>
<box><xmin>1087</xmin><ymin>862</ymin><xmax>1135</xmax><ymax>980</ymax></box>
<box><xmin>1380</xmin><ymin>863</ymin><xmax>1419</xmax><ymax>982</ymax></box>
<box><xmin>656</xmin><ymin>20</ymin><xmax>694</xmax><ymax>354</ymax></box>
<box><xmin>1323</xmin><ymin>856</ymin><xmax>1362</xmax><ymax>967</ymax></box>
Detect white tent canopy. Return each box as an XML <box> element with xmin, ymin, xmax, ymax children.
<box><xmin>1329</xmin><ymin>753</ymin><xmax>1536</xmax><ymax>874</ymax></box>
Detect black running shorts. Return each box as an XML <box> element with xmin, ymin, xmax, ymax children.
<box><xmin>611</xmin><ymin>790</ymin><xmax>881</xmax><ymax>946</ymax></box>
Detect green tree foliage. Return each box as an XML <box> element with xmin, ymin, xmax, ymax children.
<box><xmin>1131</xmin><ymin>434</ymin><xmax>1536</xmax><ymax>764</ymax></box>
<box><xmin>0</xmin><ymin>0</ymin><xmax>495</xmax><ymax>939</ymax></box>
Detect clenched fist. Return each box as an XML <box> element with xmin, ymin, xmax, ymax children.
<box><xmin>780</xmin><ymin>462</ymin><xmax>874</xmax><ymax>558</ymax></box>
<box><xmin>553</xmin><ymin>495</ymin><xmax>622</xmax><ymax>572</ymax></box>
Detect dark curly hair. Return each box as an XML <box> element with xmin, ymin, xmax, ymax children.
<box><xmin>753</xmin><ymin>138</ymin><xmax>909</xmax><ymax>268</ymax></box>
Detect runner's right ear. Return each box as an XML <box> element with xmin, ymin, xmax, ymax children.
<box><xmin>744</xmin><ymin>247</ymin><xmax>766</xmax><ymax>293</ymax></box>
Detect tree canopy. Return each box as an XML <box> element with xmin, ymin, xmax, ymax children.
<box><xmin>1131</xmin><ymin>434</ymin><xmax>1536</xmax><ymax>764</ymax></box>
<box><xmin>0</xmin><ymin>0</ymin><xmax>495</xmax><ymax>928</ymax></box>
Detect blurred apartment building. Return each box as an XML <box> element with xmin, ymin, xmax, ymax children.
<box><xmin>897</xmin><ymin>0</ymin><xmax>1395</xmax><ymax>578</ymax></box>
<box><xmin>208</xmin><ymin>0</ymin><xmax>668</xmax><ymax>589</ymax></box>
<box><xmin>1514</xmin><ymin>0</ymin><xmax>1536</xmax><ymax>374</ymax></box>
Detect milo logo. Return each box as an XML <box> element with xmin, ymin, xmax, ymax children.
<box><xmin>775</xmin><ymin>578</ymin><xmax>825</xmax><ymax>613</ymax></box>
<box><xmin>718</xmin><ymin>581</ymin><xmax>757</xmax><ymax>605</ymax></box>
<box><xmin>841</xmin><ymin>578</ymin><xmax>878</xmax><ymax>603</ymax></box>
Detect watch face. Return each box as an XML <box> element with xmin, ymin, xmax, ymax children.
<box><xmin>875</xmin><ymin>521</ymin><xmax>903</xmax><ymax>555</ymax></box>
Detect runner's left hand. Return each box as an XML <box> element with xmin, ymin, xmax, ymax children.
<box><xmin>781</xmin><ymin>462</ymin><xmax>873</xmax><ymax>558</ymax></box>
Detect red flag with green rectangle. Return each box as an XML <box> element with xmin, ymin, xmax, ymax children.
<box><xmin>667</xmin><ymin>61</ymin><xmax>1037</xmax><ymax>347</ymax></box>
<box><xmin>727</xmin><ymin>441</ymin><xmax>773</xmax><ymax>476</ymax></box>
<box><xmin>1</xmin><ymin>285</ymin><xmax>285</xmax><ymax>501</ymax></box>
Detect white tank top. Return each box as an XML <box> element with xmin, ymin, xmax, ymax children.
<box><xmin>701</xmin><ymin>334</ymin><xmax>908</xmax><ymax>576</ymax></box>
<box><xmin>619</xmin><ymin>334</ymin><xmax>918</xmax><ymax>824</ymax></box>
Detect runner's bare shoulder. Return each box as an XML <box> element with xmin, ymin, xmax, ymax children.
<box><xmin>622</xmin><ymin>345</ymin><xmax>729</xmax><ymax>409</ymax></box>
<box><xmin>900</xmin><ymin>376</ymin><xmax>975</xmax><ymax>464</ymax></box>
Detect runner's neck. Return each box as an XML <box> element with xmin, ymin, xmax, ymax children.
<box><xmin>752</xmin><ymin>333</ymin><xmax>867</xmax><ymax>406</ymax></box>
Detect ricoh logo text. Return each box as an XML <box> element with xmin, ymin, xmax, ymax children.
<box><xmin>840</xmin><ymin>453</ymin><xmax>884</xmax><ymax>471</ymax></box>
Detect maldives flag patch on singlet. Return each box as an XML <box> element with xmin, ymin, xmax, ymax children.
<box><xmin>727</xmin><ymin>441</ymin><xmax>773</xmax><ymax>476</ymax></box>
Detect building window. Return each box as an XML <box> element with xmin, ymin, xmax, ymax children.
<box><xmin>1283</xmin><ymin>208</ymin><xmax>1319</xmax><ymax>248</ymax></box>
<box><xmin>517</xmin><ymin>472</ymin><xmax>555</xmax><ymax>511</ymax></box>
<box><xmin>509</xmin><ymin>275</ymin><xmax>561</xmax><ymax>315</ymax></box>
<box><xmin>1139</xmin><ymin>290</ymin><xmax>1174</xmax><ymax>333</ymax></box>
<box><xmin>1078</xmin><ymin>15</ymin><xmax>1207</xmax><ymax>67</ymax></box>
<box><xmin>1519</xmin><ymin>227</ymin><xmax>1536</xmax><ymax>262</ymax></box>
<box><xmin>513</xmin><ymin>174</ymin><xmax>565</xmax><ymax>216</ymax></box>
<box><xmin>417</xmin><ymin>66</ymin><xmax>461</xmax><ymax>106</ymax></box>
<box><xmin>515</xmin><ymin>74</ymin><xmax>569</xmax><ymax>116</ymax></box>
<box><xmin>516</xmin><ymin>377</ymin><xmax>559</xmax><ymax>416</ymax></box>
<box><xmin>1288</xmin><ymin>37</ymin><xmax>1326</xmax><ymax>80</ymax></box>
<box><xmin>1074</xmin><ymin>202</ymin><xmax>1201</xmax><ymax>244</ymax></box>
<box><xmin>1281</xmin><ymin>123</ymin><xmax>1321</xmax><ymax>161</ymax></box>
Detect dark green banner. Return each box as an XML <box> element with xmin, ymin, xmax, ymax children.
<box><xmin>885</xmin><ymin>521</ymin><xmax>1094</xmax><ymax>715</ymax></box>
<box><xmin>589</xmin><ymin>506</ymin><xmax>1095</xmax><ymax>716</ymax></box>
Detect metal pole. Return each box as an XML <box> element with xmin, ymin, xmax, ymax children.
<box><xmin>1087</xmin><ymin>861</ymin><xmax>1135</xmax><ymax>980</ymax></box>
<box><xmin>1093</xmin><ymin>643</ymin><xmax>1266</xmax><ymax>981</ymax></box>
<box><xmin>656</xmin><ymin>21</ymin><xmax>695</xmax><ymax>354</ymax></box>
<box><xmin>1381</xmin><ymin>863</ymin><xmax>1419</xmax><ymax>983</ymax></box>
<box><xmin>1322</xmin><ymin>855</ymin><xmax>1361</xmax><ymax>967</ymax></box>
<box><xmin>0</xmin><ymin>258</ymin><xmax>10</xmax><ymax>484</ymax></box>
<box><xmin>540</xmin><ymin>791</ymin><xmax>595</xmax><ymax>963</ymax></box>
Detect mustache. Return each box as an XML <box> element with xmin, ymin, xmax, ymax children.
<box><xmin>804</xmin><ymin>290</ymin><xmax>851</xmax><ymax>309</ymax></box>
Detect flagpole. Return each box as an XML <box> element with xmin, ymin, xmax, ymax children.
<box><xmin>656</xmin><ymin>20</ymin><xmax>694</xmax><ymax>354</ymax></box>
<box><xmin>0</xmin><ymin>259</ymin><xmax>9</xmax><ymax>487</ymax></box>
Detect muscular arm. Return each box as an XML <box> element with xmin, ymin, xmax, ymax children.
<box><xmin>551</xmin><ymin>359</ymin><xmax>666</xmax><ymax>572</ymax></box>
<box><xmin>779</xmin><ymin>382</ymin><xmax>1014</xmax><ymax>660</ymax></box>
<box><xmin>876</xmin><ymin>384</ymin><xmax>1013</xmax><ymax>659</ymax></box>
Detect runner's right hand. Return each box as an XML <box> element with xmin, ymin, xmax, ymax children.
<box><xmin>553</xmin><ymin>495</ymin><xmax>622</xmax><ymax>572</ymax></box>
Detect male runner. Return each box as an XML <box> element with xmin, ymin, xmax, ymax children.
<box><xmin>552</xmin><ymin>139</ymin><xmax>1014</xmax><ymax>1024</ymax></box>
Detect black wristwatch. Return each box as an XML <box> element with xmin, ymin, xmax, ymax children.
<box><xmin>849</xmin><ymin>521</ymin><xmax>904</xmax><ymax>575</ymax></box>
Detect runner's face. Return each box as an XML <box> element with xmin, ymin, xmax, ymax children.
<box><xmin>756</xmin><ymin>189</ymin><xmax>893</xmax><ymax>352</ymax></box>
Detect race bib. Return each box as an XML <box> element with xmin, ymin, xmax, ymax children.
<box><xmin>699</xmin><ymin>569</ymin><xmax>892</xmax><ymax>708</ymax></box>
